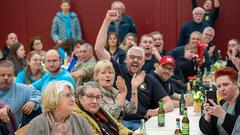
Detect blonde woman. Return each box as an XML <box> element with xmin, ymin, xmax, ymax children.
<box><xmin>93</xmin><ymin>60</ymin><xmax>138</xmax><ymax>120</ymax></box>
<box><xmin>25</xmin><ymin>81</ymin><xmax>93</xmax><ymax>135</ymax></box>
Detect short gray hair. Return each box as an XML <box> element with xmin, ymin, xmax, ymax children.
<box><xmin>126</xmin><ymin>46</ymin><xmax>145</xmax><ymax>58</ymax></box>
<box><xmin>76</xmin><ymin>82</ymin><xmax>101</xmax><ymax>97</ymax></box>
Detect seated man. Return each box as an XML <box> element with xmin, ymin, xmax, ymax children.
<box><xmin>71</xmin><ymin>43</ymin><xmax>96</xmax><ymax>87</ymax></box>
<box><xmin>95</xmin><ymin>10</ymin><xmax>174</xmax><ymax>130</ymax></box>
<box><xmin>139</xmin><ymin>34</ymin><xmax>158</xmax><ymax>73</ymax></box>
<box><xmin>74</xmin><ymin>82</ymin><xmax>138</xmax><ymax>135</ymax></box>
<box><xmin>32</xmin><ymin>49</ymin><xmax>75</xmax><ymax>92</ymax></box>
<box><xmin>0</xmin><ymin>60</ymin><xmax>41</xmax><ymax>127</ymax></box>
<box><xmin>150</xmin><ymin>56</ymin><xmax>192</xmax><ymax>107</ymax></box>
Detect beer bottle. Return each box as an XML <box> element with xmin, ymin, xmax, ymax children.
<box><xmin>158</xmin><ymin>100</ymin><xmax>165</xmax><ymax>127</ymax></box>
<box><xmin>140</xmin><ymin>119</ymin><xmax>147</xmax><ymax>135</ymax></box>
<box><xmin>174</xmin><ymin>118</ymin><xmax>182</xmax><ymax>135</ymax></box>
<box><xmin>179</xmin><ymin>91</ymin><xmax>185</xmax><ymax>115</ymax></box>
<box><xmin>182</xmin><ymin>107</ymin><xmax>189</xmax><ymax>135</ymax></box>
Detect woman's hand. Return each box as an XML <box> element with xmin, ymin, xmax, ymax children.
<box><xmin>207</xmin><ymin>100</ymin><xmax>226</xmax><ymax>121</ymax></box>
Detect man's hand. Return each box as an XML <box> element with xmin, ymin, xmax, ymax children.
<box><xmin>0</xmin><ymin>106</ymin><xmax>10</xmax><ymax>123</ymax></box>
<box><xmin>131</xmin><ymin>71</ymin><xmax>146</xmax><ymax>90</ymax></box>
<box><xmin>21</xmin><ymin>101</ymin><xmax>35</xmax><ymax>115</ymax></box>
<box><xmin>105</xmin><ymin>10</ymin><xmax>120</xmax><ymax>22</ymax></box>
<box><xmin>116</xmin><ymin>76</ymin><xmax>127</xmax><ymax>95</ymax></box>
<box><xmin>144</xmin><ymin>108</ymin><xmax>159</xmax><ymax>119</ymax></box>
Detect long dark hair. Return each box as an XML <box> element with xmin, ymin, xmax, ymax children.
<box><xmin>25</xmin><ymin>51</ymin><xmax>44</xmax><ymax>84</ymax></box>
<box><xmin>7</xmin><ymin>43</ymin><xmax>25</xmax><ymax>71</ymax></box>
<box><xmin>106</xmin><ymin>32</ymin><xmax>120</xmax><ymax>52</ymax></box>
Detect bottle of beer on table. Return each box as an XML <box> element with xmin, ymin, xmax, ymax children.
<box><xmin>182</xmin><ymin>107</ymin><xmax>189</xmax><ymax>135</ymax></box>
<box><xmin>158</xmin><ymin>100</ymin><xmax>165</xmax><ymax>127</ymax></box>
<box><xmin>174</xmin><ymin>118</ymin><xmax>182</xmax><ymax>135</ymax></box>
<box><xmin>179</xmin><ymin>91</ymin><xmax>185</xmax><ymax>115</ymax></box>
<box><xmin>140</xmin><ymin>119</ymin><xmax>147</xmax><ymax>135</ymax></box>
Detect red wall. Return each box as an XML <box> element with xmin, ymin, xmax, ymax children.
<box><xmin>0</xmin><ymin>0</ymin><xmax>240</xmax><ymax>57</ymax></box>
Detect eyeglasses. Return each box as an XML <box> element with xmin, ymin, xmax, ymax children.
<box><xmin>129</xmin><ymin>55</ymin><xmax>143</xmax><ymax>61</ymax></box>
<box><xmin>45</xmin><ymin>59</ymin><xmax>59</xmax><ymax>63</ymax></box>
<box><xmin>61</xmin><ymin>92</ymin><xmax>75</xmax><ymax>99</ymax></box>
<box><xmin>84</xmin><ymin>94</ymin><xmax>102</xmax><ymax>101</ymax></box>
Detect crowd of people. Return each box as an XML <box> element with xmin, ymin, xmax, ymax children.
<box><xmin>1</xmin><ymin>0</ymin><xmax>240</xmax><ymax>135</ymax></box>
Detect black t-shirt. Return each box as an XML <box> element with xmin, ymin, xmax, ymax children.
<box><xmin>142</xmin><ymin>56</ymin><xmax>158</xmax><ymax>74</ymax></box>
<box><xmin>111</xmin><ymin>59</ymin><xmax>167</xmax><ymax>120</ymax></box>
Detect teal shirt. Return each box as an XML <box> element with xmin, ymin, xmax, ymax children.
<box><xmin>32</xmin><ymin>68</ymin><xmax>75</xmax><ymax>93</ymax></box>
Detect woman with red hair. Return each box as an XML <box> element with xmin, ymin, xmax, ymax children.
<box><xmin>199</xmin><ymin>67</ymin><xmax>240</xmax><ymax>135</ymax></box>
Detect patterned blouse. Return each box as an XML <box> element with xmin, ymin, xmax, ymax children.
<box><xmin>100</xmin><ymin>86</ymin><xmax>137</xmax><ymax>120</ymax></box>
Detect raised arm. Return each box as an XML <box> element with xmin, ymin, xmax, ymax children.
<box><xmin>214</xmin><ymin>0</ymin><xmax>220</xmax><ymax>8</ymax></box>
<box><xmin>95</xmin><ymin>10</ymin><xmax>119</xmax><ymax>60</ymax></box>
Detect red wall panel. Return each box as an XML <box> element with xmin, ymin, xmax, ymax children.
<box><xmin>0</xmin><ymin>0</ymin><xmax>239</xmax><ymax>58</ymax></box>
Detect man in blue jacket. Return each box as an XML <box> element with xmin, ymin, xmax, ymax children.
<box><xmin>108</xmin><ymin>1</ymin><xmax>137</xmax><ymax>42</ymax></box>
<box><xmin>51</xmin><ymin>0</ymin><xmax>82</xmax><ymax>45</ymax></box>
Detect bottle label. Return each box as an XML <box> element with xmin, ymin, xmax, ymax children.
<box><xmin>158</xmin><ymin>113</ymin><xmax>165</xmax><ymax>124</ymax></box>
<box><xmin>182</xmin><ymin>123</ymin><xmax>189</xmax><ymax>134</ymax></box>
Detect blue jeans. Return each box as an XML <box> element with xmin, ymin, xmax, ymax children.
<box><xmin>122</xmin><ymin>120</ymin><xmax>141</xmax><ymax>131</ymax></box>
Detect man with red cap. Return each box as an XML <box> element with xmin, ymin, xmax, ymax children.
<box><xmin>150</xmin><ymin>56</ymin><xmax>192</xmax><ymax>107</ymax></box>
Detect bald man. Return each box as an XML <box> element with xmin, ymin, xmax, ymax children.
<box><xmin>32</xmin><ymin>49</ymin><xmax>75</xmax><ymax>92</ymax></box>
<box><xmin>2</xmin><ymin>33</ymin><xmax>18</xmax><ymax>59</ymax></box>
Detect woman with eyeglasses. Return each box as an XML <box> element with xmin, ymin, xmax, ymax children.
<box><xmin>25</xmin><ymin>81</ymin><xmax>93</xmax><ymax>135</ymax></box>
<box><xmin>93</xmin><ymin>60</ymin><xmax>138</xmax><ymax>120</ymax></box>
<box><xmin>74</xmin><ymin>81</ymin><xmax>139</xmax><ymax>135</ymax></box>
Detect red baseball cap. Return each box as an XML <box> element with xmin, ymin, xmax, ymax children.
<box><xmin>159</xmin><ymin>56</ymin><xmax>176</xmax><ymax>67</ymax></box>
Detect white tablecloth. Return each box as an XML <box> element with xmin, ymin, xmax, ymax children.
<box><xmin>143</xmin><ymin>106</ymin><xmax>204</xmax><ymax>135</ymax></box>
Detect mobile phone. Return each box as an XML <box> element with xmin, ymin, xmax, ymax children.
<box><xmin>206</xmin><ymin>90</ymin><xmax>217</xmax><ymax>106</ymax></box>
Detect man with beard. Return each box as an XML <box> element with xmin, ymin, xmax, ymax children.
<box><xmin>150</xmin><ymin>31</ymin><xmax>169</xmax><ymax>60</ymax></box>
<box><xmin>2</xmin><ymin>33</ymin><xmax>18</xmax><ymax>60</ymax></box>
<box><xmin>150</xmin><ymin>56</ymin><xmax>192</xmax><ymax>107</ymax></box>
<box><xmin>32</xmin><ymin>49</ymin><xmax>75</xmax><ymax>92</ymax></box>
<box><xmin>95</xmin><ymin>10</ymin><xmax>174</xmax><ymax>131</ymax></box>
<box><xmin>0</xmin><ymin>60</ymin><xmax>41</xmax><ymax>127</ymax></box>
<box><xmin>139</xmin><ymin>34</ymin><xmax>159</xmax><ymax>73</ymax></box>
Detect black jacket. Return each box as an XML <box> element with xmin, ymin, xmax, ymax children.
<box><xmin>199</xmin><ymin>94</ymin><xmax>240</xmax><ymax>135</ymax></box>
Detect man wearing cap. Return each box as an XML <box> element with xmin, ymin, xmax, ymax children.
<box><xmin>150</xmin><ymin>56</ymin><xmax>192</xmax><ymax>107</ymax></box>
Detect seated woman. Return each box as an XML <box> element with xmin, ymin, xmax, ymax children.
<box><xmin>16</xmin><ymin>51</ymin><xmax>45</xmax><ymax>84</ymax></box>
<box><xmin>67</xmin><ymin>40</ymin><xmax>86</xmax><ymax>72</ymax></box>
<box><xmin>74</xmin><ymin>82</ymin><xmax>138</xmax><ymax>135</ymax></box>
<box><xmin>94</xmin><ymin>60</ymin><xmax>137</xmax><ymax>120</ymax></box>
<box><xmin>15</xmin><ymin>51</ymin><xmax>45</xmax><ymax>126</ymax></box>
<box><xmin>6</xmin><ymin>43</ymin><xmax>26</xmax><ymax>76</ymax></box>
<box><xmin>119</xmin><ymin>33</ymin><xmax>137</xmax><ymax>52</ymax></box>
<box><xmin>25</xmin><ymin>81</ymin><xmax>93</xmax><ymax>135</ymax></box>
<box><xmin>29</xmin><ymin>36</ymin><xmax>46</xmax><ymax>59</ymax></box>
<box><xmin>0</xmin><ymin>101</ymin><xmax>16</xmax><ymax>135</ymax></box>
<box><xmin>199</xmin><ymin>67</ymin><xmax>240</xmax><ymax>135</ymax></box>
<box><xmin>106</xmin><ymin>32</ymin><xmax>126</xmax><ymax>65</ymax></box>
